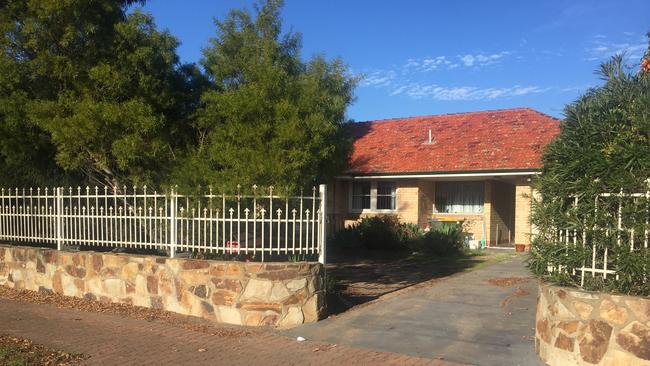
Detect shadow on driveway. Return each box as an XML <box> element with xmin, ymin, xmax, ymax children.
<box><xmin>286</xmin><ymin>254</ymin><xmax>544</xmax><ymax>366</ymax></box>
<box><xmin>325</xmin><ymin>249</ymin><xmax>512</xmax><ymax>315</ymax></box>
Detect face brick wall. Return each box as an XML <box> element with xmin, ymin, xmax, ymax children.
<box><xmin>514</xmin><ymin>177</ymin><xmax>533</xmax><ymax>247</ymax></box>
<box><xmin>0</xmin><ymin>245</ymin><xmax>325</xmax><ymax>328</ymax></box>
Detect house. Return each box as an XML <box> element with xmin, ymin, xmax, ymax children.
<box><xmin>329</xmin><ymin>108</ymin><xmax>561</xmax><ymax>249</ymax></box>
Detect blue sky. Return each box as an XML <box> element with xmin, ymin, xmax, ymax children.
<box><xmin>139</xmin><ymin>0</ymin><xmax>649</xmax><ymax>121</ymax></box>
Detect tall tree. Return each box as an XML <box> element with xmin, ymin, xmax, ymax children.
<box><xmin>174</xmin><ymin>0</ymin><xmax>356</xmax><ymax>192</ymax></box>
<box><xmin>1</xmin><ymin>1</ymin><xmax>204</xmax><ymax>189</ymax></box>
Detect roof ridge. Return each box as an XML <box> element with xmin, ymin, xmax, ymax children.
<box><xmin>352</xmin><ymin>107</ymin><xmax>556</xmax><ymax>124</ymax></box>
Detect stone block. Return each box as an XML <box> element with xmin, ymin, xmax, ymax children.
<box><xmin>241</xmin><ymin>279</ymin><xmax>273</xmax><ymax>301</ymax></box>
<box><xmin>554</xmin><ymin>333</ymin><xmax>574</xmax><ymax>352</ymax></box>
<box><xmin>239</xmin><ymin>302</ymin><xmax>282</xmax><ymax>313</ymax></box>
<box><xmin>573</xmin><ymin>301</ymin><xmax>594</xmax><ymax>320</ymax></box>
<box><xmin>279</xmin><ymin>307</ymin><xmax>304</xmax><ymax>328</ymax></box>
<box><xmin>212</xmin><ymin>290</ymin><xmax>237</xmax><ymax>306</ymax></box>
<box><xmin>182</xmin><ymin>260</ymin><xmax>210</xmax><ymax>270</ymax></box>
<box><xmin>211</xmin><ymin>278</ymin><xmax>242</xmax><ymax>292</ymax></box>
<box><xmin>600</xmin><ymin>299</ymin><xmax>628</xmax><ymax>326</ymax></box>
<box><xmin>216</xmin><ymin>306</ymin><xmax>242</xmax><ymax>325</ymax></box>
<box><xmin>226</xmin><ymin>263</ymin><xmax>243</xmax><ymax>276</ymax></box>
<box><xmin>256</xmin><ymin>269</ymin><xmax>299</xmax><ymax>281</ymax></box>
<box><xmin>302</xmin><ymin>294</ymin><xmax>323</xmax><ymax>323</ymax></box>
<box><xmin>270</xmin><ymin>283</ymin><xmax>290</xmax><ymax>301</ymax></box>
<box><xmin>286</xmin><ymin>278</ymin><xmax>306</xmax><ymax>291</ymax></box>
<box><xmin>625</xmin><ymin>298</ymin><xmax>650</xmax><ymax>324</ymax></box>
<box><xmin>135</xmin><ymin>274</ymin><xmax>148</xmax><ymax>294</ymax></box>
<box><xmin>146</xmin><ymin>275</ymin><xmax>158</xmax><ymax>295</ymax></box>
<box><xmin>578</xmin><ymin>320</ymin><xmax>612</xmax><ymax>364</ymax></box>
<box><xmin>190</xmin><ymin>284</ymin><xmax>208</xmax><ymax>299</ymax></box>
<box><xmin>120</xmin><ymin>262</ymin><xmax>140</xmax><ymax>281</ymax></box>
<box><xmin>616</xmin><ymin>321</ymin><xmax>650</xmax><ymax>361</ymax></box>
<box><xmin>537</xmin><ymin>317</ymin><xmax>552</xmax><ymax>343</ymax></box>
<box><xmin>558</xmin><ymin>320</ymin><xmax>580</xmax><ymax>335</ymax></box>
<box><xmin>103</xmin><ymin>278</ymin><xmax>124</xmax><ymax>298</ymax></box>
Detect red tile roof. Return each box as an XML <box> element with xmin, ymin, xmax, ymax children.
<box><xmin>347</xmin><ymin>108</ymin><xmax>560</xmax><ymax>175</ymax></box>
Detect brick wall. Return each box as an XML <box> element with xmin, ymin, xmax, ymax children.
<box><xmin>0</xmin><ymin>245</ymin><xmax>325</xmax><ymax>328</ymax></box>
<box><xmin>417</xmin><ymin>180</ymin><xmax>434</xmax><ymax>227</ymax></box>
<box><xmin>514</xmin><ymin>177</ymin><xmax>533</xmax><ymax>247</ymax></box>
<box><xmin>395</xmin><ymin>180</ymin><xmax>419</xmax><ymax>224</ymax></box>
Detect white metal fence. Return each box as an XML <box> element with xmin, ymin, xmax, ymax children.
<box><xmin>548</xmin><ymin>185</ymin><xmax>649</xmax><ymax>286</ymax></box>
<box><xmin>0</xmin><ymin>185</ymin><xmax>327</xmax><ymax>263</ymax></box>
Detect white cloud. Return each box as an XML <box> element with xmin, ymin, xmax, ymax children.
<box><xmin>389</xmin><ymin>86</ymin><xmax>407</xmax><ymax>96</ymax></box>
<box><xmin>397</xmin><ymin>51</ymin><xmax>511</xmax><ymax>75</ymax></box>
<box><xmin>360</xmin><ymin>70</ymin><xmax>396</xmax><ymax>87</ymax></box>
<box><xmin>402</xmin><ymin>56</ymin><xmax>455</xmax><ymax>72</ymax></box>
<box><xmin>585</xmin><ymin>33</ymin><xmax>647</xmax><ymax>61</ymax></box>
<box><xmin>458</xmin><ymin>51</ymin><xmax>510</xmax><ymax>67</ymax></box>
<box><xmin>398</xmin><ymin>83</ymin><xmax>546</xmax><ymax>101</ymax></box>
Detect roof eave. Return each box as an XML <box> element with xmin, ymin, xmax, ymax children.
<box><xmin>336</xmin><ymin>168</ymin><xmax>540</xmax><ymax>180</ymax></box>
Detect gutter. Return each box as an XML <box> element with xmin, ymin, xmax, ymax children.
<box><xmin>336</xmin><ymin>170</ymin><xmax>540</xmax><ymax>180</ymax></box>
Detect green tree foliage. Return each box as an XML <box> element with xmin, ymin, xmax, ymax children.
<box><xmin>535</xmin><ymin>54</ymin><xmax>650</xmax><ymax>200</ymax></box>
<box><xmin>173</xmin><ymin>0</ymin><xmax>357</xmax><ymax>192</ymax></box>
<box><xmin>1</xmin><ymin>1</ymin><xmax>205</xmax><ymax>189</ymax></box>
<box><xmin>529</xmin><ymin>35</ymin><xmax>650</xmax><ymax>295</ymax></box>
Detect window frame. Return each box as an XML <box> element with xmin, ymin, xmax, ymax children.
<box><xmin>351</xmin><ymin>181</ymin><xmax>371</xmax><ymax>211</ymax></box>
<box><xmin>376</xmin><ymin>181</ymin><xmax>397</xmax><ymax>210</ymax></box>
<box><xmin>349</xmin><ymin>180</ymin><xmax>398</xmax><ymax>213</ymax></box>
<box><xmin>434</xmin><ymin>181</ymin><xmax>485</xmax><ymax>215</ymax></box>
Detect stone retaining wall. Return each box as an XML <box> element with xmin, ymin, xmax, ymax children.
<box><xmin>0</xmin><ymin>245</ymin><xmax>325</xmax><ymax>328</ymax></box>
<box><xmin>536</xmin><ymin>283</ymin><xmax>650</xmax><ymax>365</ymax></box>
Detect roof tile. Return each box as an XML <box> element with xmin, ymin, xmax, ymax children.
<box><xmin>347</xmin><ymin>108</ymin><xmax>560</xmax><ymax>174</ymax></box>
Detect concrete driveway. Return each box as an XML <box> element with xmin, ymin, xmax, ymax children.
<box><xmin>284</xmin><ymin>254</ymin><xmax>544</xmax><ymax>366</ymax></box>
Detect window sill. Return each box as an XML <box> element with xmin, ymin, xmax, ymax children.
<box><xmin>431</xmin><ymin>213</ymin><xmax>484</xmax><ymax>220</ymax></box>
<box><xmin>350</xmin><ymin>209</ymin><xmax>398</xmax><ymax>214</ymax></box>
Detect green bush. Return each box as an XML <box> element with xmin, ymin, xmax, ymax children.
<box><xmin>329</xmin><ymin>215</ymin><xmax>465</xmax><ymax>255</ymax></box>
<box><xmin>356</xmin><ymin>215</ymin><xmax>409</xmax><ymax>251</ymax></box>
<box><xmin>409</xmin><ymin>225</ymin><xmax>465</xmax><ymax>256</ymax></box>
<box><xmin>329</xmin><ymin>224</ymin><xmax>362</xmax><ymax>249</ymax></box>
<box><xmin>529</xmin><ymin>45</ymin><xmax>650</xmax><ymax>296</ymax></box>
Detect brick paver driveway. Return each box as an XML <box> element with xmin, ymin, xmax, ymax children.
<box><xmin>0</xmin><ymin>297</ymin><xmax>460</xmax><ymax>365</ymax></box>
<box><xmin>284</xmin><ymin>254</ymin><xmax>544</xmax><ymax>366</ymax></box>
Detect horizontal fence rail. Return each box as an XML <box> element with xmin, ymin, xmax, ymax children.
<box><xmin>547</xmin><ymin>183</ymin><xmax>649</xmax><ymax>286</ymax></box>
<box><xmin>0</xmin><ymin>185</ymin><xmax>327</xmax><ymax>263</ymax></box>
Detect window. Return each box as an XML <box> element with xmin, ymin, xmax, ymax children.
<box><xmin>376</xmin><ymin>182</ymin><xmax>396</xmax><ymax>210</ymax></box>
<box><xmin>352</xmin><ymin>182</ymin><xmax>371</xmax><ymax>210</ymax></box>
<box><xmin>435</xmin><ymin>182</ymin><xmax>484</xmax><ymax>214</ymax></box>
<box><xmin>350</xmin><ymin>181</ymin><xmax>397</xmax><ymax>211</ymax></box>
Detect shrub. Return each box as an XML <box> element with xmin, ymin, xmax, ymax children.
<box><xmin>329</xmin><ymin>215</ymin><xmax>424</xmax><ymax>251</ymax></box>
<box><xmin>410</xmin><ymin>225</ymin><xmax>465</xmax><ymax>256</ymax></box>
<box><xmin>329</xmin><ymin>224</ymin><xmax>362</xmax><ymax>249</ymax></box>
<box><xmin>329</xmin><ymin>215</ymin><xmax>468</xmax><ymax>255</ymax></box>
<box><xmin>356</xmin><ymin>215</ymin><xmax>409</xmax><ymax>251</ymax></box>
<box><xmin>529</xmin><ymin>45</ymin><xmax>650</xmax><ymax>296</ymax></box>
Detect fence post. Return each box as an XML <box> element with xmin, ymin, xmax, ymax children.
<box><xmin>318</xmin><ymin>184</ymin><xmax>327</xmax><ymax>265</ymax></box>
<box><xmin>169</xmin><ymin>188</ymin><xmax>176</xmax><ymax>258</ymax></box>
<box><xmin>56</xmin><ymin>187</ymin><xmax>63</xmax><ymax>251</ymax></box>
